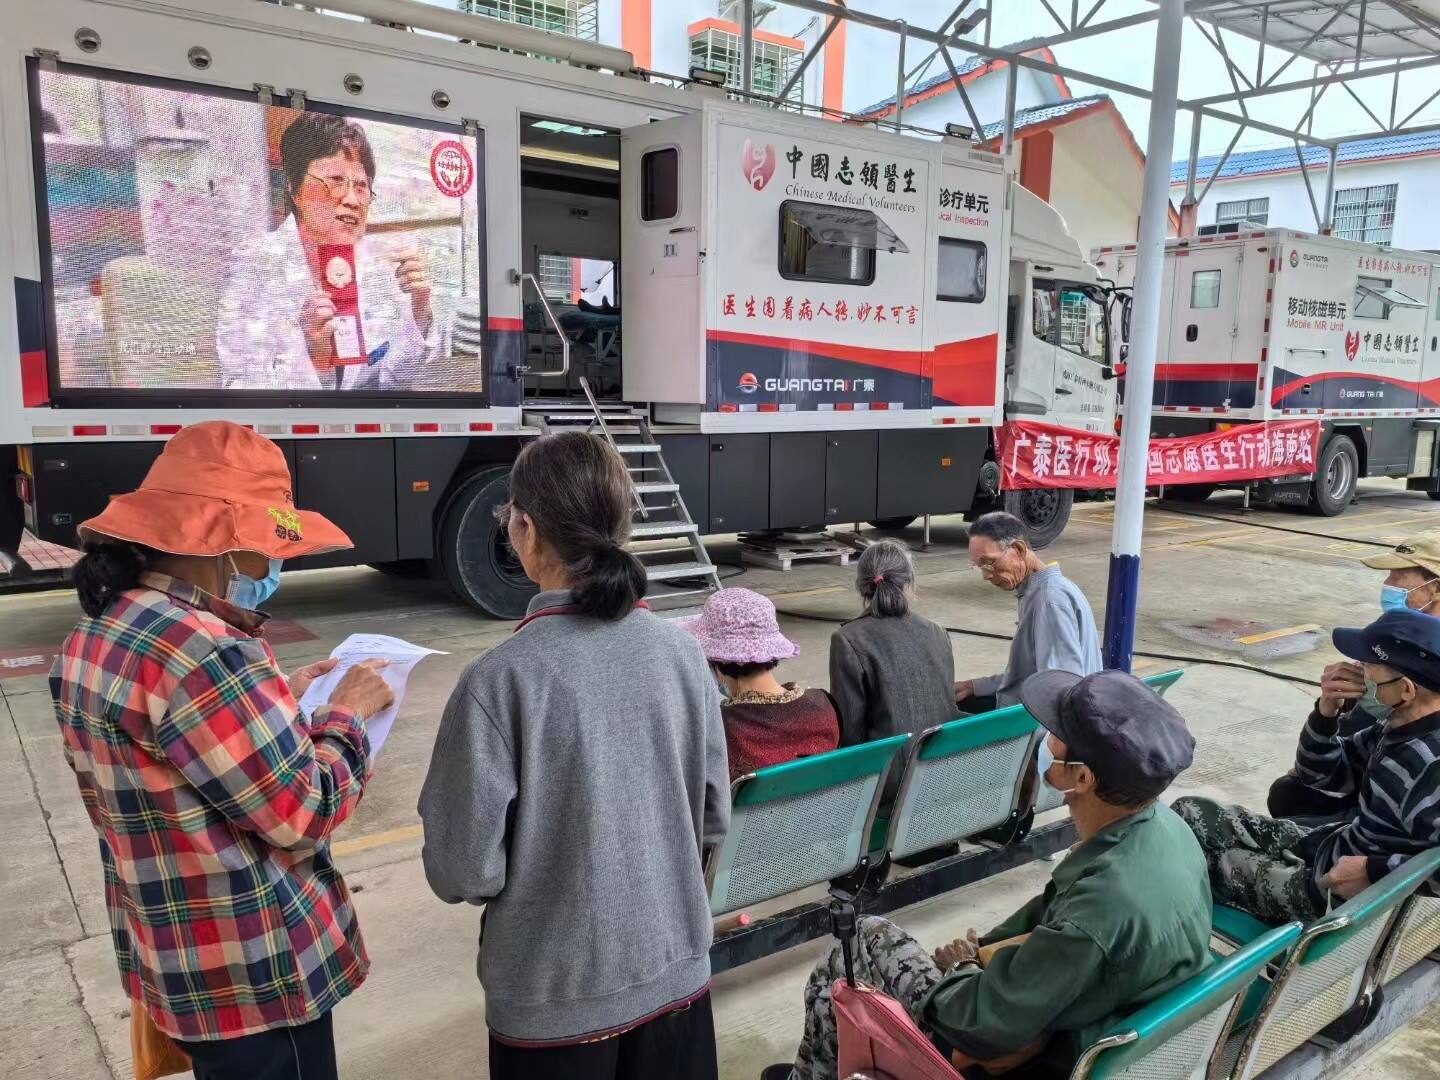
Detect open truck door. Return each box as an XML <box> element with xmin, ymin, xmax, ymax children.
<box><xmin>620</xmin><ymin>115</ymin><xmax>706</xmax><ymax>404</ymax></box>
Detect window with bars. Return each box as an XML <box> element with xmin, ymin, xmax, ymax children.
<box><xmin>1215</xmin><ymin>197</ymin><xmax>1268</xmax><ymax>227</ymax></box>
<box><xmin>536</xmin><ymin>253</ymin><xmax>574</xmax><ymax>301</ymax></box>
<box><xmin>459</xmin><ymin>0</ymin><xmax>598</xmax><ymax>41</ymax></box>
<box><xmin>689</xmin><ymin>25</ymin><xmax>804</xmax><ymax>105</ymax></box>
<box><xmin>1332</xmin><ymin>183</ymin><xmax>1397</xmax><ymax>244</ymax></box>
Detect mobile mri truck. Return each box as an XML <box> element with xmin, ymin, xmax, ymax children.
<box><xmin>1094</xmin><ymin>229</ymin><xmax>1440</xmax><ymax>515</ymax></box>
<box><xmin>1</xmin><ymin>0</ymin><xmax>1116</xmax><ymax>618</ymax></box>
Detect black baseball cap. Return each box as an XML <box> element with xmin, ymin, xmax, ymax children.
<box><xmin>1332</xmin><ymin>608</ymin><xmax>1440</xmax><ymax>692</ymax></box>
<box><xmin>1020</xmin><ymin>669</ymin><xmax>1196</xmax><ymax>802</ymax></box>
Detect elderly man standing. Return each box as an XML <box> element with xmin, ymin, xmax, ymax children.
<box><xmin>956</xmin><ymin>511</ymin><xmax>1101</xmax><ymax>712</ymax></box>
<box><xmin>1269</xmin><ymin>529</ymin><xmax>1440</xmax><ymax>821</ymax></box>
<box><xmin>761</xmin><ymin>670</ymin><xmax>1208</xmax><ymax>1080</ymax></box>
<box><xmin>1176</xmin><ymin>608</ymin><xmax>1440</xmax><ymax>923</ymax></box>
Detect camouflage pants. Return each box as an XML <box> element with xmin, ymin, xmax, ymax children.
<box><xmin>1172</xmin><ymin>796</ymin><xmax>1325</xmax><ymax>924</ymax></box>
<box><xmin>790</xmin><ymin>916</ymin><xmax>944</xmax><ymax>1080</ymax></box>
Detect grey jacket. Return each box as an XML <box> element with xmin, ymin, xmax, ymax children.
<box><xmin>829</xmin><ymin>611</ymin><xmax>957</xmax><ymax>748</ymax></box>
<box><xmin>973</xmin><ymin>566</ymin><xmax>1101</xmax><ymax>706</ymax></box>
<box><xmin>418</xmin><ymin>591</ymin><xmax>731</xmax><ymax>1044</ymax></box>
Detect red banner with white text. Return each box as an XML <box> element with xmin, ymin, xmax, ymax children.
<box><xmin>996</xmin><ymin>419</ymin><xmax>1322</xmax><ymax>490</ymax></box>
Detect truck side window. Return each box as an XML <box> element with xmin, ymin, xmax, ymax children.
<box><xmin>778</xmin><ymin>200</ymin><xmax>877</xmax><ymax>285</ymax></box>
<box><xmin>1032</xmin><ymin>286</ymin><xmax>1056</xmax><ymax>344</ymax></box>
<box><xmin>1058</xmin><ymin>289</ymin><xmax>1108</xmax><ymax>364</ymax></box>
<box><xmin>641</xmin><ymin>148</ymin><xmax>678</xmax><ymax>221</ymax></box>
<box><xmin>1190</xmin><ymin>270</ymin><xmax>1221</xmax><ymax>308</ymax></box>
<box><xmin>1353</xmin><ymin>275</ymin><xmax>1424</xmax><ymax>320</ymax></box>
<box><xmin>937</xmin><ymin>238</ymin><xmax>986</xmax><ymax>302</ymax></box>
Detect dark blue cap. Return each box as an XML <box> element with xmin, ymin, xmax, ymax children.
<box><xmin>1332</xmin><ymin>608</ymin><xmax>1440</xmax><ymax>692</ymax></box>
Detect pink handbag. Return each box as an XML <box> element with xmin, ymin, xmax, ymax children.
<box><xmin>832</xmin><ymin>978</ymin><xmax>962</xmax><ymax>1080</ymax></box>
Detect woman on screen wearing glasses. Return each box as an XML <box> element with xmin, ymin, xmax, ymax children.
<box><xmin>216</xmin><ymin>112</ymin><xmax>445</xmax><ymax>391</ymax></box>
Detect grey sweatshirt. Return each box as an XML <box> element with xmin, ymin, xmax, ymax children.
<box><xmin>417</xmin><ymin>590</ymin><xmax>731</xmax><ymax>1044</ymax></box>
<box><xmin>973</xmin><ymin>566</ymin><xmax>1101</xmax><ymax>706</ymax></box>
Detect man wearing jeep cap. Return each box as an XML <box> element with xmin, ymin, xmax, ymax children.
<box><xmin>1268</xmin><ymin>528</ymin><xmax>1440</xmax><ymax>822</ymax></box>
<box><xmin>765</xmin><ymin>670</ymin><xmax>1210</xmax><ymax>1080</ymax></box>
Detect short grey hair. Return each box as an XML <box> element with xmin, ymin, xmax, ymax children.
<box><xmin>968</xmin><ymin>511</ymin><xmax>1029</xmax><ymax>549</ymax></box>
<box><xmin>856</xmin><ymin>539</ymin><xmax>914</xmax><ymax>617</ymax></box>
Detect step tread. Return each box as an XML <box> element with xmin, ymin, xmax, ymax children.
<box><xmin>644</xmin><ymin>561</ymin><xmax>721</xmax><ymax>581</ymax></box>
<box><xmin>634</xmin><ymin>481</ymin><xmax>680</xmax><ymax>494</ymax></box>
<box><xmin>614</xmin><ymin>443</ymin><xmax>661</xmax><ymax>453</ymax></box>
<box><xmin>630</xmin><ymin>521</ymin><xmax>699</xmax><ymax>538</ymax></box>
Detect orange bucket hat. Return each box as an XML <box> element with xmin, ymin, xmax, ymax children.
<box><xmin>78</xmin><ymin>421</ymin><xmax>352</xmax><ymax>559</ymax></box>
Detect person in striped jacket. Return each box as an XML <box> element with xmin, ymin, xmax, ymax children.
<box><xmin>1175</xmin><ymin>607</ymin><xmax>1440</xmax><ymax>923</ymax></box>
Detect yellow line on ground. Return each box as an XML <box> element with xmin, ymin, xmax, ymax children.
<box><xmin>1234</xmin><ymin>624</ymin><xmax>1321</xmax><ymax>645</ymax></box>
<box><xmin>331</xmin><ymin>824</ymin><xmax>423</xmax><ymax>857</ymax></box>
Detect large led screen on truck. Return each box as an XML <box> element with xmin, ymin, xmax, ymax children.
<box><xmin>29</xmin><ymin>62</ymin><xmax>486</xmax><ymax>401</ymax></box>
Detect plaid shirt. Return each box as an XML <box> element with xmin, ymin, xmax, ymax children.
<box><xmin>51</xmin><ymin>572</ymin><xmax>370</xmax><ymax>1041</ymax></box>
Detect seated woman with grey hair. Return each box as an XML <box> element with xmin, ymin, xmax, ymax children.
<box><xmin>828</xmin><ymin>540</ymin><xmax>956</xmax><ymax>762</ymax></box>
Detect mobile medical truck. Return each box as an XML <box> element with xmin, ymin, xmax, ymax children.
<box><xmin>1094</xmin><ymin>228</ymin><xmax>1440</xmax><ymax>515</ymax></box>
<box><xmin>2</xmin><ymin>0</ymin><xmax>1116</xmax><ymax>617</ymax></box>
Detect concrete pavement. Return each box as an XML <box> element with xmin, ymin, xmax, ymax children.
<box><xmin>2</xmin><ymin>482</ymin><xmax>1437</xmax><ymax>1078</ymax></box>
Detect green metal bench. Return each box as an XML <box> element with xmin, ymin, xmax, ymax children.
<box><xmin>1214</xmin><ymin>847</ymin><xmax>1440</xmax><ymax>1079</ymax></box>
<box><xmin>1069</xmin><ymin>922</ymin><xmax>1302</xmax><ymax>1080</ymax></box>
<box><xmin>704</xmin><ymin>734</ymin><xmax>909</xmax><ymax>917</ymax></box>
<box><xmin>886</xmin><ymin>670</ymin><xmax>1186</xmax><ymax>850</ymax></box>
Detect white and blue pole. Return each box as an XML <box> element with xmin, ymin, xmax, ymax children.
<box><xmin>1103</xmin><ymin>0</ymin><xmax>1184</xmax><ymax>671</ymax></box>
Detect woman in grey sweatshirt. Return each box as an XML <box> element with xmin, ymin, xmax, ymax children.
<box><xmin>418</xmin><ymin>432</ymin><xmax>730</xmax><ymax>1079</ymax></box>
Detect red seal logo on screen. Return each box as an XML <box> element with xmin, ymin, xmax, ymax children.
<box><xmin>741</xmin><ymin>140</ymin><xmax>776</xmax><ymax>191</ymax></box>
<box><xmin>737</xmin><ymin>372</ymin><xmax>759</xmax><ymax>394</ymax></box>
<box><xmin>431</xmin><ymin>140</ymin><xmax>474</xmax><ymax>198</ymax></box>
<box><xmin>1345</xmin><ymin>330</ymin><xmax>1360</xmax><ymax>362</ymax></box>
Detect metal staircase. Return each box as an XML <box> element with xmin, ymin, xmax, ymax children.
<box><xmin>521</xmin><ymin>380</ymin><xmax>721</xmax><ymax>611</ymax></box>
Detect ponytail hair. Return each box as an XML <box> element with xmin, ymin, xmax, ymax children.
<box><xmin>508</xmin><ymin>431</ymin><xmax>646</xmax><ymax>621</ymax></box>
<box><xmin>71</xmin><ymin>539</ymin><xmax>156</xmax><ymax>618</ymax></box>
<box><xmin>856</xmin><ymin>539</ymin><xmax>914</xmax><ymax>618</ymax></box>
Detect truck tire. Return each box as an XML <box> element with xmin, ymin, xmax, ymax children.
<box><xmin>1308</xmin><ymin>436</ymin><xmax>1359</xmax><ymax>517</ymax></box>
<box><xmin>1003</xmin><ymin>488</ymin><xmax>1072</xmax><ymax>550</ymax></box>
<box><xmin>867</xmin><ymin>516</ymin><xmax>917</xmax><ymax>531</ymax></box>
<box><xmin>1164</xmin><ymin>484</ymin><xmax>1216</xmax><ymax>504</ymax></box>
<box><xmin>437</xmin><ymin>467</ymin><xmax>537</xmax><ymax>619</ymax></box>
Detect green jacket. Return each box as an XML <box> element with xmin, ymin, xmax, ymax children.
<box><xmin>919</xmin><ymin>802</ymin><xmax>1212</xmax><ymax>1069</ymax></box>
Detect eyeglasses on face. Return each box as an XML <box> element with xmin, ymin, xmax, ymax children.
<box><xmin>304</xmin><ymin>172</ymin><xmax>374</xmax><ymax>204</ymax></box>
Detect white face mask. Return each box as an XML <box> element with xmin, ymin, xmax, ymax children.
<box><xmin>1036</xmin><ymin>738</ymin><xmax>1079</xmax><ymax>797</ymax></box>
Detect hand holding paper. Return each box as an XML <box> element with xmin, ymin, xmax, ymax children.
<box><xmin>298</xmin><ymin>634</ymin><xmax>445</xmax><ymax>760</ymax></box>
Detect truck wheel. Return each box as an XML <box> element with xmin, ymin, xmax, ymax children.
<box><xmin>1308</xmin><ymin>436</ymin><xmax>1359</xmax><ymax>517</ymax></box>
<box><xmin>867</xmin><ymin>516</ymin><xmax>917</xmax><ymax>530</ymax></box>
<box><xmin>438</xmin><ymin>467</ymin><xmax>537</xmax><ymax>618</ymax></box>
<box><xmin>1164</xmin><ymin>484</ymin><xmax>1216</xmax><ymax>504</ymax></box>
<box><xmin>1003</xmin><ymin>488</ymin><xmax>1073</xmax><ymax>550</ymax></box>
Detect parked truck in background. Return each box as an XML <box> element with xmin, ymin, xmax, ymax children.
<box><xmin>1093</xmin><ymin>228</ymin><xmax>1440</xmax><ymax>515</ymax></box>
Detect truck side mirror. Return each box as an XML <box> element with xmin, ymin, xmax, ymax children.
<box><xmin>1101</xmin><ymin>367</ymin><xmax>1117</xmax><ymax>381</ymax></box>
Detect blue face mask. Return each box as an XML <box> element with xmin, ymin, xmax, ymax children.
<box><xmin>1380</xmin><ymin>581</ymin><xmax>1432</xmax><ymax>612</ymax></box>
<box><xmin>225</xmin><ymin>556</ymin><xmax>283</xmax><ymax>611</ymax></box>
<box><xmin>1036</xmin><ymin>738</ymin><xmax>1076</xmax><ymax>798</ymax></box>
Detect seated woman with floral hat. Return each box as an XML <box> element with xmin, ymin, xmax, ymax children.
<box><xmin>681</xmin><ymin>588</ymin><xmax>839</xmax><ymax>781</ymax></box>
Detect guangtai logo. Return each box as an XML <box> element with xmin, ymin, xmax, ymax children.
<box><xmin>737</xmin><ymin>372</ymin><xmax>759</xmax><ymax>394</ymax></box>
<box><xmin>1289</xmin><ymin>250</ymin><xmax>1299</xmax><ymax>268</ymax></box>
<box><xmin>741</xmin><ymin>139</ymin><xmax>776</xmax><ymax>191</ymax></box>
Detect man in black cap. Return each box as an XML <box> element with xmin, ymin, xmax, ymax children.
<box><xmin>765</xmin><ymin>670</ymin><xmax>1210</xmax><ymax>1080</ymax></box>
<box><xmin>1176</xmin><ymin>607</ymin><xmax>1440</xmax><ymax>924</ymax></box>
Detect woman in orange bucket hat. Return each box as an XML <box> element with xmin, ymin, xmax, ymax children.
<box><xmin>51</xmin><ymin>420</ymin><xmax>392</xmax><ymax>1080</ymax></box>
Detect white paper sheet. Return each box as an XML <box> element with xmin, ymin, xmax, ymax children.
<box><xmin>298</xmin><ymin>633</ymin><xmax>445</xmax><ymax>759</ymax></box>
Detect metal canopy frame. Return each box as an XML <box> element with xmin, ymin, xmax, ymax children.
<box><xmin>730</xmin><ymin>2</ymin><xmax>1440</xmax><ymax>156</ymax></box>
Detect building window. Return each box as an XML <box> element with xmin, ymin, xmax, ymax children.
<box><xmin>641</xmin><ymin>148</ymin><xmax>679</xmax><ymax>222</ymax></box>
<box><xmin>1215</xmin><ymin>197</ymin><xmax>1268</xmax><ymax>227</ymax></box>
<box><xmin>689</xmin><ymin>21</ymin><xmax>804</xmax><ymax>106</ymax></box>
<box><xmin>461</xmin><ymin>0</ymin><xmax>598</xmax><ymax>40</ymax></box>
<box><xmin>937</xmin><ymin>238</ymin><xmax>986</xmax><ymax>303</ymax></box>
<box><xmin>1191</xmin><ymin>269</ymin><xmax>1222</xmax><ymax>308</ymax></box>
<box><xmin>1332</xmin><ymin>184</ymin><xmax>1397</xmax><ymax>244</ymax></box>
<box><xmin>778</xmin><ymin>201</ymin><xmax>876</xmax><ymax>285</ymax></box>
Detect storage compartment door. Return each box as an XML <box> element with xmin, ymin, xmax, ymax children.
<box><xmin>293</xmin><ymin>440</ymin><xmax>396</xmax><ymax>569</ymax></box>
<box><xmin>620</xmin><ymin>115</ymin><xmax>706</xmax><ymax>403</ymax></box>
<box><xmin>1159</xmin><ymin>248</ymin><xmax>1239</xmax><ymax>408</ymax></box>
